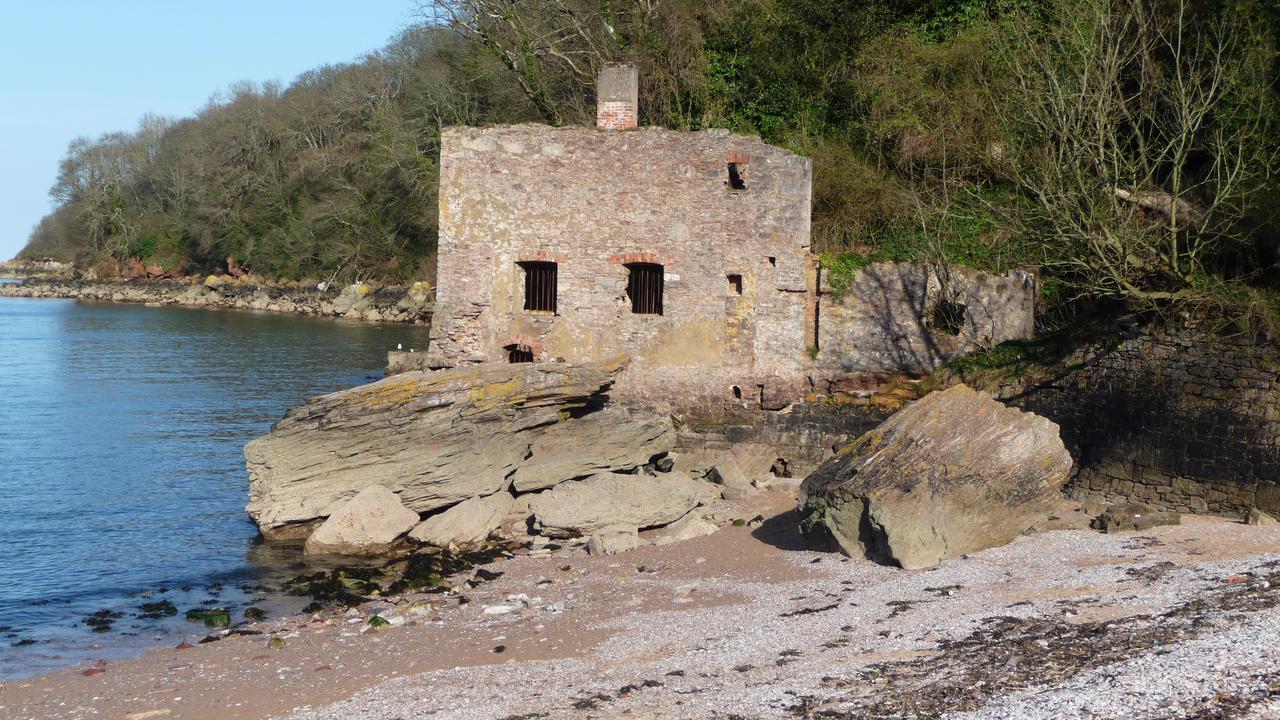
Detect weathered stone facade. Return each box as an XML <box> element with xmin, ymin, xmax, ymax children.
<box><xmin>427</xmin><ymin>68</ymin><xmax>1037</xmax><ymax>404</ymax></box>
<box><xmin>1008</xmin><ymin>322</ymin><xmax>1280</xmax><ymax>519</ymax></box>
<box><xmin>428</xmin><ymin>123</ymin><xmax>816</xmax><ymax>386</ymax></box>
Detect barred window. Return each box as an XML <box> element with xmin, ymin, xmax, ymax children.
<box><xmin>506</xmin><ymin>344</ymin><xmax>534</xmax><ymax>363</ymax></box>
<box><xmin>519</xmin><ymin>261</ymin><xmax>557</xmax><ymax>313</ymax></box>
<box><xmin>626</xmin><ymin>262</ymin><xmax>664</xmax><ymax>315</ymax></box>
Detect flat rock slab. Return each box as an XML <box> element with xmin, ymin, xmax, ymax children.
<box><xmin>1096</xmin><ymin>502</ymin><xmax>1181</xmax><ymax>533</ymax></box>
<box><xmin>799</xmin><ymin>384</ymin><xmax>1073</xmax><ymax>569</ymax></box>
<box><xmin>531</xmin><ymin>471</ymin><xmax>704</xmax><ymax>538</ymax></box>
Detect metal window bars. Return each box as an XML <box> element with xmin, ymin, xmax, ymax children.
<box><xmin>626</xmin><ymin>262</ymin><xmax>664</xmax><ymax>315</ymax></box>
<box><xmin>519</xmin><ymin>261</ymin><xmax>557</xmax><ymax>313</ymax></box>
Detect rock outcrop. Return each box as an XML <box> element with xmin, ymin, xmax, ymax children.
<box><xmin>303</xmin><ymin>486</ymin><xmax>419</xmax><ymax>556</ymax></box>
<box><xmin>245</xmin><ymin>359</ymin><xmax>673</xmax><ymax>539</ymax></box>
<box><xmin>0</xmin><ymin>277</ymin><xmax>433</xmax><ymax>323</ymax></box>
<box><xmin>799</xmin><ymin>384</ymin><xmax>1073</xmax><ymax>569</ymax></box>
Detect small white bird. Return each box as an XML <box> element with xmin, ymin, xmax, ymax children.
<box><xmin>397</xmin><ymin>343</ymin><xmax>403</xmax><ymax>351</ymax></box>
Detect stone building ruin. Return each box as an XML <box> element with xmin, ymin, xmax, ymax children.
<box><xmin>427</xmin><ymin>63</ymin><xmax>1036</xmax><ymax>408</ymax></box>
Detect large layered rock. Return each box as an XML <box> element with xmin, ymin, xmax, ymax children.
<box><xmin>303</xmin><ymin>485</ymin><xmax>419</xmax><ymax>556</ymax></box>
<box><xmin>245</xmin><ymin>358</ymin><xmax>672</xmax><ymax>539</ymax></box>
<box><xmin>510</xmin><ymin>410</ymin><xmax>672</xmax><ymax>491</ymax></box>
<box><xmin>799</xmin><ymin>385</ymin><xmax>1072</xmax><ymax>569</ymax></box>
<box><xmin>530</xmin><ymin>471</ymin><xmax>704</xmax><ymax>538</ymax></box>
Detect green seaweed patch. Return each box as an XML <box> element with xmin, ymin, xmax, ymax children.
<box><xmin>185</xmin><ymin>608</ymin><xmax>232</xmax><ymax>628</ymax></box>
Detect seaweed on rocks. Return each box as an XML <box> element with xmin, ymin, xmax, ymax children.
<box><xmin>283</xmin><ymin>567</ymin><xmax>383</xmax><ymax>607</ymax></box>
<box><xmin>137</xmin><ymin>600</ymin><xmax>178</xmax><ymax>619</ymax></box>
<box><xmin>384</xmin><ymin>546</ymin><xmax>508</xmax><ymax>595</ymax></box>
<box><xmin>83</xmin><ymin>609</ymin><xmax>124</xmax><ymax>632</ymax></box>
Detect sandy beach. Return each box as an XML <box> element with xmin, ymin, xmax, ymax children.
<box><xmin>3</xmin><ymin>492</ymin><xmax>1279</xmax><ymax>720</ymax></box>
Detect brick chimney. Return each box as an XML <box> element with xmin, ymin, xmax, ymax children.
<box><xmin>596</xmin><ymin>63</ymin><xmax>638</xmax><ymax>130</ymax></box>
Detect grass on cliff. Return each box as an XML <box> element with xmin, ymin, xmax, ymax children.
<box><xmin>923</xmin><ymin>313</ymin><xmax>1125</xmax><ymax>393</ymax></box>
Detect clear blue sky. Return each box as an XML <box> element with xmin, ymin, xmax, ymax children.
<box><xmin>0</xmin><ymin>1</ymin><xmax>417</xmax><ymax>260</ymax></box>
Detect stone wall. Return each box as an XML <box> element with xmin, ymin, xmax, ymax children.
<box><xmin>816</xmin><ymin>262</ymin><xmax>1037</xmax><ymax>375</ymax></box>
<box><xmin>1007</xmin><ymin>323</ymin><xmax>1280</xmax><ymax>519</ymax></box>
<box><xmin>429</xmin><ymin>124</ymin><xmax>815</xmax><ymax>388</ymax></box>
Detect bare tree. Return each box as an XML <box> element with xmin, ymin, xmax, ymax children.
<box><xmin>994</xmin><ymin>0</ymin><xmax>1277</xmax><ymax>304</ymax></box>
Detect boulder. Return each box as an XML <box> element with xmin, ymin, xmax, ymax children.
<box><xmin>530</xmin><ymin>471</ymin><xmax>703</xmax><ymax>538</ymax></box>
<box><xmin>409</xmin><ymin>492</ymin><xmax>514</xmax><ymax>547</ymax></box>
<box><xmin>798</xmin><ymin>384</ymin><xmax>1072</xmax><ymax>570</ymax></box>
<box><xmin>651</xmin><ymin>510</ymin><xmax>719</xmax><ymax>546</ymax></box>
<box><xmin>587</xmin><ymin>527</ymin><xmax>640</xmax><ymax>555</ymax></box>
<box><xmin>246</xmin><ymin>358</ymin><xmax>671</xmax><ymax>539</ymax></box>
<box><xmin>509</xmin><ymin>409</ymin><xmax>672</xmax><ymax>492</ymax></box>
<box><xmin>303</xmin><ymin>485</ymin><xmax>419</xmax><ymax>556</ymax></box>
<box><xmin>1247</xmin><ymin>507</ymin><xmax>1278</xmax><ymax>526</ymax></box>
<box><xmin>706</xmin><ymin>455</ymin><xmax>752</xmax><ymax>490</ymax></box>
<box><xmin>332</xmin><ymin>283</ymin><xmax>372</xmax><ymax>315</ymax></box>
<box><xmin>1094</xmin><ymin>502</ymin><xmax>1181</xmax><ymax>533</ymax></box>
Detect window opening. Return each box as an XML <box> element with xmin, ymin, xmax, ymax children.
<box><xmin>518</xmin><ymin>261</ymin><xmax>557</xmax><ymax>313</ymax></box>
<box><xmin>506</xmin><ymin>344</ymin><xmax>534</xmax><ymax>363</ymax></box>
<box><xmin>727</xmin><ymin>274</ymin><xmax>743</xmax><ymax>295</ymax></box>
<box><xmin>731</xmin><ymin>385</ymin><xmax>742</xmax><ymax>399</ymax></box>
<box><xmin>767</xmin><ymin>256</ymin><xmax>776</xmax><ymax>267</ymax></box>
<box><xmin>929</xmin><ymin>298</ymin><xmax>967</xmax><ymax>336</ymax></box>
<box><xmin>726</xmin><ymin>162</ymin><xmax>747</xmax><ymax>190</ymax></box>
<box><xmin>626</xmin><ymin>262</ymin><xmax>664</xmax><ymax>315</ymax></box>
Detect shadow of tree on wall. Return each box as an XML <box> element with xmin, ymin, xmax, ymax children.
<box><xmin>1003</xmin><ymin>332</ymin><xmax>1280</xmax><ymax>515</ymax></box>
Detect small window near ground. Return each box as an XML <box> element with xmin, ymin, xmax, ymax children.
<box><xmin>506</xmin><ymin>344</ymin><xmax>534</xmax><ymax>363</ymax></box>
<box><xmin>929</xmin><ymin>298</ymin><xmax>967</xmax><ymax>335</ymax></box>
<box><xmin>625</xmin><ymin>262</ymin><xmax>664</xmax><ymax>315</ymax></box>
<box><xmin>518</xmin><ymin>261</ymin><xmax>557</xmax><ymax>313</ymax></box>
<box><xmin>727</xmin><ymin>274</ymin><xmax>743</xmax><ymax>295</ymax></box>
<box><xmin>767</xmin><ymin>256</ymin><xmax>776</xmax><ymax>267</ymax></box>
<box><xmin>727</xmin><ymin>162</ymin><xmax>747</xmax><ymax>190</ymax></box>
<box><xmin>732</xmin><ymin>385</ymin><xmax>742</xmax><ymax>399</ymax></box>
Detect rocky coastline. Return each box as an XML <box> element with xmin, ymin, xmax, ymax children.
<box><xmin>0</xmin><ymin>276</ymin><xmax>433</xmax><ymax>324</ymax></box>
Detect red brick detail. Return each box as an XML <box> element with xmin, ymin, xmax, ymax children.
<box><xmin>608</xmin><ymin>252</ymin><xmax>664</xmax><ymax>266</ymax></box>
<box><xmin>597</xmin><ymin>101</ymin><xmax>637</xmax><ymax>130</ymax></box>
<box><xmin>501</xmin><ymin>334</ymin><xmax>543</xmax><ymax>357</ymax></box>
<box><xmin>727</xmin><ymin>151</ymin><xmax>752</xmax><ymax>164</ymax></box>
<box><xmin>517</xmin><ymin>250</ymin><xmax>565</xmax><ymax>263</ymax></box>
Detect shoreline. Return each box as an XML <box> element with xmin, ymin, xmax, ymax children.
<box><xmin>3</xmin><ymin>497</ymin><xmax>1280</xmax><ymax>719</ymax></box>
<box><xmin>0</xmin><ymin>277</ymin><xmax>433</xmax><ymax>324</ymax></box>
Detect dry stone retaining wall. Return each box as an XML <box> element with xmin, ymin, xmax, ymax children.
<box><xmin>1008</xmin><ymin>323</ymin><xmax>1280</xmax><ymax>518</ymax></box>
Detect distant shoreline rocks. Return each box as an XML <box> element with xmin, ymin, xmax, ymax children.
<box><xmin>0</xmin><ymin>276</ymin><xmax>433</xmax><ymax>324</ymax></box>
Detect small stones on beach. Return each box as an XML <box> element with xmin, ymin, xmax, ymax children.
<box><xmin>243</xmin><ymin>606</ymin><xmax>267</xmax><ymax>621</ymax></box>
<box><xmin>268</xmin><ymin>635</ymin><xmax>287</xmax><ymax>650</ymax></box>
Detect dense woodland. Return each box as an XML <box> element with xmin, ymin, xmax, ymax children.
<box><xmin>19</xmin><ymin>0</ymin><xmax>1280</xmax><ymax>327</ymax></box>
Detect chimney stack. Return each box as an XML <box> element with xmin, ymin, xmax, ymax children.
<box><xmin>596</xmin><ymin>63</ymin><xmax>638</xmax><ymax>130</ymax></box>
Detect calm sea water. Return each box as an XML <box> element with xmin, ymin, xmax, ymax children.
<box><xmin>0</xmin><ymin>293</ymin><xmax>430</xmax><ymax>678</ymax></box>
